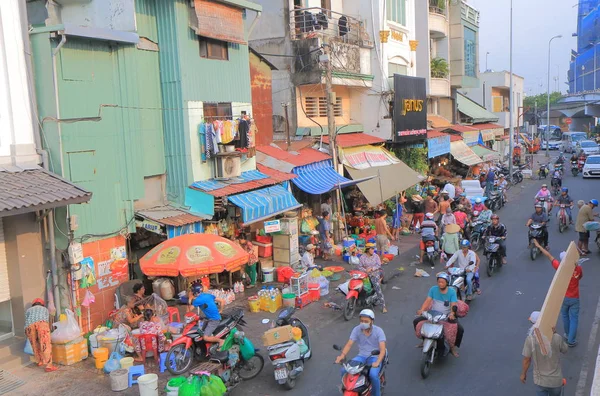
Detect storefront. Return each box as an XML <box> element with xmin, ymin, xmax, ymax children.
<box><xmin>471</xmin><ymin>144</ymin><xmax>501</xmax><ymax>163</ymax></box>
<box><xmin>450</xmin><ymin>140</ymin><xmax>483</xmax><ymax>177</ymax></box>
<box><xmin>392</xmin><ymin>75</ymin><xmax>427</xmax><ymax>146</ymax></box>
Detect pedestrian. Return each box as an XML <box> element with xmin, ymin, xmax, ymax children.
<box><xmin>424</xmin><ymin>194</ymin><xmax>439</xmax><ymax>220</ymax></box>
<box><xmin>238</xmin><ymin>234</ymin><xmax>258</xmax><ymax>288</ymax></box>
<box><xmin>441</xmin><ymin>223</ymin><xmax>460</xmax><ymax>264</ymax></box>
<box><xmin>443</xmin><ymin>182</ymin><xmax>456</xmax><ymax>200</ymax></box>
<box><xmin>411</xmin><ymin>195</ymin><xmax>425</xmax><ymax>231</ymax></box>
<box><xmin>440</xmin><ymin>206</ymin><xmax>457</xmax><ymax>235</ymax></box>
<box><xmin>520</xmin><ymin>311</ymin><xmax>567</xmax><ymax>396</ymax></box>
<box><xmin>301</xmin><ymin>244</ymin><xmax>315</xmax><ymax>272</ymax></box>
<box><xmin>25</xmin><ymin>298</ymin><xmax>58</xmax><ymax>372</ymax></box>
<box><xmin>391</xmin><ymin>192</ymin><xmax>407</xmax><ymax>241</ymax></box>
<box><xmin>319</xmin><ymin>211</ymin><xmax>333</xmax><ymax>260</ymax></box>
<box><xmin>375</xmin><ymin>210</ymin><xmax>393</xmax><ymax>258</ymax></box>
<box><xmin>321</xmin><ymin>194</ymin><xmax>332</xmax><ymax>218</ymax></box>
<box><xmin>534</xmin><ymin>241</ymin><xmax>582</xmax><ymax>347</ymax></box>
<box><xmin>454</xmin><ymin>205</ymin><xmax>469</xmax><ymax>231</ymax></box>
<box><xmin>575</xmin><ymin>199</ymin><xmax>599</xmax><ymax>255</ymax></box>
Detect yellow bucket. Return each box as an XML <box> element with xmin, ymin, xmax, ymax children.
<box><xmin>248</xmin><ymin>297</ymin><xmax>260</xmax><ymax>313</ymax></box>
<box><xmin>93</xmin><ymin>347</ymin><xmax>109</xmax><ymax>370</ymax></box>
<box><xmin>120</xmin><ymin>357</ymin><xmax>134</xmax><ymax>369</ymax></box>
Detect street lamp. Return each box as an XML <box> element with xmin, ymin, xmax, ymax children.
<box><xmin>546</xmin><ymin>34</ymin><xmax>562</xmax><ymax>157</ymax></box>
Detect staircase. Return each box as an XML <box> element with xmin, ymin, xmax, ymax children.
<box><xmin>0</xmin><ymin>337</ymin><xmax>31</xmax><ymax>371</ymax></box>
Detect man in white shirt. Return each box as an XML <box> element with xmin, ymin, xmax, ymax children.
<box><xmin>445</xmin><ymin>239</ymin><xmax>480</xmax><ymax>300</ymax></box>
<box><xmin>301</xmin><ymin>244</ymin><xmax>315</xmax><ymax>271</ymax></box>
<box><xmin>443</xmin><ymin>183</ymin><xmax>456</xmax><ymax>200</ymax></box>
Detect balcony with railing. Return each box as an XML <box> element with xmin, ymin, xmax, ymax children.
<box><xmin>289</xmin><ymin>8</ymin><xmax>371</xmax><ymax>47</ymax></box>
<box><xmin>429</xmin><ymin>0</ymin><xmax>448</xmax><ymax>38</ymax></box>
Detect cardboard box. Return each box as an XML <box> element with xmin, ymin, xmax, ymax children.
<box><xmin>262</xmin><ymin>325</ymin><xmax>294</xmax><ymax>347</ymax></box>
<box><xmin>52</xmin><ymin>337</ymin><xmax>88</xmax><ymax>366</ymax></box>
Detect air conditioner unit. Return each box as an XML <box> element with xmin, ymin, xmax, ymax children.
<box><xmin>215</xmin><ymin>154</ymin><xmax>242</xmax><ymax>179</ymax></box>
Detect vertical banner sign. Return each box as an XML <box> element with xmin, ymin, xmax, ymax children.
<box><xmin>393</xmin><ymin>75</ymin><xmax>427</xmax><ymax>143</ymax></box>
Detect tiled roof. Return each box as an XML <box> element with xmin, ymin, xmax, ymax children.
<box><xmin>427</xmin><ymin>115</ymin><xmax>453</xmax><ymax>129</ymax></box>
<box><xmin>0</xmin><ymin>165</ymin><xmax>91</xmax><ymax>216</ymax></box>
<box><xmin>256</xmin><ymin>164</ymin><xmax>297</xmax><ymax>182</ymax></box>
<box><xmin>426</xmin><ymin>130</ymin><xmax>449</xmax><ymax>139</ymax></box>
<box><xmin>471</xmin><ymin>123</ymin><xmax>505</xmax><ymax>130</ymax></box>
<box><xmin>443</xmin><ymin>125</ymin><xmax>478</xmax><ymax>133</ymax></box>
<box><xmin>320</xmin><ymin>133</ymin><xmax>386</xmax><ymax>148</ymax></box>
<box><xmin>256</xmin><ymin>145</ymin><xmax>330</xmax><ymax>167</ymax></box>
<box><xmin>449</xmin><ymin>135</ymin><xmax>463</xmax><ymax>142</ymax></box>
<box><xmin>136</xmin><ymin>204</ymin><xmax>209</xmax><ymax>226</ymax></box>
<box><xmin>193</xmin><ymin>176</ymin><xmax>285</xmax><ymax>197</ymax></box>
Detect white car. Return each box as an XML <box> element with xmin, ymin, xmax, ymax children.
<box><xmin>576</xmin><ymin>140</ymin><xmax>600</xmax><ymax>156</ymax></box>
<box><xmin>541</xmin><ymin>140</ymin><xmax>561</xmax><ymax>150</ymax></box>
<box><xmin>582</xmin><ymin>155</ymin><xmax>600</xmax><ymax>178</ymax></box>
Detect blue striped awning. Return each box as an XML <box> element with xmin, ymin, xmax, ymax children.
<box><xmin>228</xmin><ymin>185</ymin><xmax>302</xmax><ymax>225</ymax></box>
<box><xmin>291</xmin><ymin>160</ymin><xmax>372</xmax><ymax>195</ymax></box>
<box><xmin>191</xmin><ymin>170</ymin><xmax>268</xmax><ymax>192</ymax></box>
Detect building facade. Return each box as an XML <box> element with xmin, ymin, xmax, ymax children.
<box><xmin>569</xmin><ymin>0</ymin><xmax>600</xmax><ymax>93</ymax></box>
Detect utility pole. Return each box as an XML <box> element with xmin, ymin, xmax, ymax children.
<box><xmin>282</xmin><ymin>103</ymin><xmax>291</xmax><ymax>151</ymax></box>
<box><xmin>509</xmin><ymin>0</ymin><xmax>514</xmax><ymax>178</ymax></box>
<box><xmin>322</xmin><ymin>38</ymin><xmax>342</xmax><ymax>242</ymax></box>
<box><xmin>547</xmin><ymin>35</ymin><xmax>562</xmax><ymax>157</ymax></box>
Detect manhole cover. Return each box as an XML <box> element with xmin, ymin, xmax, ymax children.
<box><xmin>0</xmin><ymin>370</ymin><xmax>25</xmax><ymax>395</ymax></box>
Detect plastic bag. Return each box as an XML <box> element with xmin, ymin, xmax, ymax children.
<box><xmin>179</xmin><ymin>376</ymin><xmax>202</xmax><ymax>396</ymax></box>
<box><xmin>51</xmin><ymin>309</ymin><xmax>82</xmax><ymax>343</ymax></box>
<box><xmin>103</xmin><ymin>351</ymin><xmax>122</xmax><ymax>374</ymax></box>
<box><xmin>24</xmin><ymin>339</ymin><xmax>34</xmax><ymax>355</ymax></box>
<box><xmin>349</xmin><ymin>255</ymin><xmax>360</xmax><ymax>266</ymax></box>
<box><xmin>207</xmin><ymin>375</ymin><xmax>227</xmax><ymax>396</ymax></box>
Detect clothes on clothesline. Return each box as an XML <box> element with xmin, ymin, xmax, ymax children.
<box><xmin>199</xmin><ymin>117</ymin><xmax>257</xmax><ymax>158</ymax></box>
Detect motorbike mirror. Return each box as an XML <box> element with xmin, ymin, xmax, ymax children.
<box><xmin>468</xmin><ymin>261</ymin><xmax>474</xmax><ymax>265</ymax></box>
<box><xmin>333</xmin><ymin>344</ymin><xmax>342</xmax><ymax>351</ymax></box>
<box><xmin>452</xmin><ymin>305</ymin><xmax>458</xmax><ymax>313</ymax></box>
<box><xmin>371</xmin><ymin>349</ymin><xmax>380</xmax><ymax>356</ymax></box>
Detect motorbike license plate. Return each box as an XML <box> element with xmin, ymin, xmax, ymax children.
<box><xmin>426</xmin><ymin>247</ymin><xmax>434</xmax><ymax>253</ymax></box>
<box><xmin>274</xmin><ymin>368</ymin><xmax>288</xmax><ymax>381</ymax></box>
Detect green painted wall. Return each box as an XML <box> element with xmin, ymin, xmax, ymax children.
<box><xmin>30</xmin><ymin>0</ymin><xmax>166</xmax><ymax>242</ymax></box>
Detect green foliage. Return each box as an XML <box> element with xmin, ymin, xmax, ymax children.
<box><xmin>392</xmin><ymin>147</ymin><xmax>429</xmax><ymax>174</ymax></box>
<box><xmin>430</xmin><ymin>57</ymin><xmax>450</xmax><ymax>79</ymax></box>
<box><xmin>523</xmin><ymin>92</ymin><xmax>562</xmax><ymax>110</ymax></box>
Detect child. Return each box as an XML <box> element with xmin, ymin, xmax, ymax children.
<box><xmin>309</xmin><ymin>232</ymin><xmax>321</xmax><ymax>258</ymax></box>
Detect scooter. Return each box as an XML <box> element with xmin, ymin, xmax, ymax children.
<box><xmin>538</xmin><ymin>164</ymin><xmax>549</xmax><ymax>179</ymax></box>
<box><xmin>338</xmin><ymin>270</ymin><xmax>384</xmax><ymax>321</ymax></box>
<box><xmin>528</xmin><ymin>223</ymin><xmax>545</xmax><ymax>261</ymax></box>
<box><xmin>537</xmin><ymin>196</ymin><xmax>553</xmax><ymax>217</ymax></box>
<box><xmin>484</xmin><ymin>236</ymin><xmax>503</xmax><ymax>277</ymax></box>
<box><xmin>446</xmin><ymin>263</ymin><xmax>478</xmax><ymax>301</ymax></box>
<box><xmin>468</xmin><ymin>216</ymin><xmax>487</xmax><ymax>251</ymax></box>
<box><xmin>334</xmin><ymin>345</ymin><xmax>388</xmax><ymax>395</ymax></box>
<box><xmin>422</xmin><ymin>234</ymin><xmax>439</xmax><ymax>267</ymax></box>
<box><xmin>551</xmin><ymin>177</ymin><xmax>562</xmax><ymax>196</ymax></box>
<box><xmin>556</xmin><ymin>204</ymin><xmax>570</xmax><ymax>233</ymax></box>
<box><xmin>487</xmin><ymin>190</ymin><xmax>503</xmax><ymax>212</ymax></box>
<box><xmin>415</xmin><ymin>309</ymin><xmax>455</xmax><ymax>379</ymax></box>
<box><xmin>571</xmin><ymin>160</ymin><xmax>579</xmax><ymax>176</ymax></box>
<box><xmin>267</xmin><ymin>307</ymin><xmax>311</xmax><ymax>390</ymax></box>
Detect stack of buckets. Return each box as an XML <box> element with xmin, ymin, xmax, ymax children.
<box><xmin>93</xmin><ymin>347</ymin><xmax>109</xmax><ymax>370</ymax></box>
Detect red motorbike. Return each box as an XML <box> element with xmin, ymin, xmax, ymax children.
<box><xmin>334</xmin><ymin>345</ymin><xmax>388</xmax><ymax>396</ymax></box>
<box><xmin>339</xmin><ymin>270</ymin><xmax>383</xmax><ymax>321</ymax></box>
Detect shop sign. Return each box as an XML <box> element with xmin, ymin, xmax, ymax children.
<box><xmin>137</xmin><ymin>219</ymin><xmax>163</xmax><ymax>235</ymax></box>
<box><xmin>393</xmin><ymin>75</ymin><xmax>427</xmax><ymax>143</ymax></box>
<box><xmin>463</xmin><ymin>131</ymin><xmax>480</xmax><ymax>146</ymax></box>
<box><xmin>480</xmin><ymin>130</ymin><xmax>496</xmax><ymax>141</ymax></box>
<box><xmin>264</xmin><ymin>220</ymin><xmax>281</xmax><ymax>233</ymax></box>
<box><xmin>427</xmin><ymin>135</ymin><xmax>451</xmax><ymax>158</ymax></box>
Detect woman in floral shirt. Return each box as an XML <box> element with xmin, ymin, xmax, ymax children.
<box><xmin>134</xmin><ymin>309</ymin><xmax>166</xmax><ymax>362</ymax></box>
<box><xmin>239</xmin><ymin>234</ymin><xmax>258</xmax><ymax>288</ymax></box>
<box><xmin>25</xmin><ymin>298</ymin><xmax>58</xmax><ymax>372</ymax></box>
<box><xmin>358</xmin><ymin>247</ymin><xmax>387</xmax><ymax>313</ymax></box>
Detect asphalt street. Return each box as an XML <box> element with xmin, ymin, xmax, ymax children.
<box><xmin>235</xmin><ymin>154</ymin><xmax>600</xmax><ymax>396</ymax></box>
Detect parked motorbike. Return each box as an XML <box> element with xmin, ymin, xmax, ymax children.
<box><xmin>166</xmin><ymin>308</ymin><xmax>264</xmax><ymax>381</ymax></box>
<box><xmin>557</xmin><ymin>204</ymin><xmax>570</xmax><ymax>233</ymax></box>
<box><xmin>528</xmin><ymin>223</ymin><xmax>545</xmax><ymax>261</ymax></box>
<box><xmin>484</xmin><ymin>236</ymin><xmax>503</xmax><ymax>277</ymax></box>
<box><xmin>538</xmin><ymin>164</ymin><xmax>549</xmax><ymax>179</ymax></box>
<box><xmin>422</xmin><ymin>234</ymin><xmax>439</xmax><ymax>267</ymax></box>
<box><xmin>267</xmin><ymin>307</ymin><xmax>311</xmax><ymax>390</ymax></box>
<box><xmin>416</xmin><ymin>309</ymin><xmax>455</xmax><ymax>379</ymax></box>
<box><xmin>571</xmin><ymin>160</ymin><xmax>579</xmax><ymax>176</ymax></box>
<box><xmin>333</xmin><ymin>345</ymin><xmax>388</xmax><ymax>395</ymax></box>
<box><xmin>339</xmin><ymin>270</ymin><xmax>384</xmax><ymax>321</ymax></box>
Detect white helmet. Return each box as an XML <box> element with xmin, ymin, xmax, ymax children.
<box><xmin>425</xmin><ymin>212</ymin><xmax>434</xmax><ymax>220</ymax></box>
<box><xmin>359</xmin><ymin>309</ymin><xmax>375</xmax><ymax>321</ymax></box>
<box><xmin>475</xmin><ymin>197</ymin><xmax>482</xmax><ymax>203</ymax></box>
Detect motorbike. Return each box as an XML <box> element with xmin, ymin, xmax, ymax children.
<box><xmin>267</xmin><ymin>307</ymin><xmax>311</xmax><ymax>390</ymax></box>
<box><xmin>528</xmin><ymin>223</ymin><xmax>545</xmax><ymax>261</ymax></box>
<box><xmin>468</xmin><ymin>217</ymin><xmax>487</xmax><ymax>251</ymax></box>
<box><xmin>487</xmin><ymin>190</ymin><xmax>503</xmax><ymax>212</ymax></box>
<box><xmin>551</xmin><ymin>177</ymin><xmax>561</xmax><ymax>196</ymax></box>
<box><xmin>422</xmin><ymin>234</ymin><xmax>439</xmax><ymax>267</ymax></box>
<box><xmin>416</xmin><ymin>309</ymin><xmax>455</xmax><ymax>379</ymax></box>
<box><xmin>333</xmin><ymin>345</ymin><xmax>388</xmax><ymax>395</ymax></box>
<box><xmin>571</xmin><ymin>160</ymin><xmax>579</xmax><ymax>176</ymax></box>
<box><xmin>578</xmin><ymin>157</ymin><xmax>586</xmax><ymax>173</ymax></box>
<box><xmin>557</xmin><ymin>204</ymin><xmax>570</xmax><ymax>233</ymax></box>
<box><xmin>538</xmin><ymin>164</ymin><xmax>549</xmax><ymax>179</ymax></box>
<box><xmin>484</xmin><ymin>236</ymin><xmax>503</xmax><ymax>277</ymax></box>
<box><xmin>536</xmin><ymin>196</ymin><xmax>553</xmax><ymax>217</ymax></box>
<box><xmin>339</xmin><ymin>270</ymin><xmax>384</xmax><ymax>321</ymax></box>
<box><xmin>166</xmin><ymin>308</ymin><xmax>264</xmax><ymax>385</ymax></box>
<box><xmin>447</xmin><ymin>264</ymin><xmax>477</xmax><ymax>301</ymax></box>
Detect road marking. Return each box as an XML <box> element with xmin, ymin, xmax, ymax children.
<box><xmin>575</xmin><ymin>295</ymin><xmax>600</xmax><ymax>396</ymax></box>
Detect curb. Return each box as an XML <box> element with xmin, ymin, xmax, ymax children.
<box><xmin>592</xmin><ymin>345</ymin><xmax>600</xmax><ymax>395</ymax></box>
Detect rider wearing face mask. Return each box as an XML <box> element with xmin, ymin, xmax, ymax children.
<box><xmin>336</xmin><ymin>309</ymin><xmax>387</xmax><ymax>396</ymax></box>
<box><xmin>445</xmin><ymin>240</ymin><xmax>480</xmax><ymax>301</ymax></box>
<box><xmin>527</xmin><ymin>203</ymin><xmax>549</xmax><ymax>248</ymax></box>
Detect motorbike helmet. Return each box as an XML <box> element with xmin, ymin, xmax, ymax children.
<box><xmin>475</xmin><ymin>198</ymin><xmax>482</xmax><ymax>204</ymax></box>
<box><xmin>359</xmin><ymin>309</ymin><xmax>375</xmax><ymax>321</ymax></box>
<box><xmin>562</xmin><ymin>187</ymin><xmax>568</xmax><ymax>193</ymax></box>
<box><xmin>473</xmin><ymin>210</ymin><xmax>480</xmax><ymax>217</ymax></box>
<box><xmin>491</xmin><ymin>214</ymin><xmax>499</xmax><ymax>220</ymax></box>
<box><xmin>425</xmin><ymin>212</ymin><xmax>434</xmax><ymax>220</ymax></box>
<box><xmin>191</xmin><ymin>284</ymin><xmax>203</xmax><ymax>296</ymax></box>
<box><xmin>591</xmin><ymin>199</ymin><xmax>599</xmax><ymax>207</ymax></box>
<box><xmin>460</xmin><ymin>239</ymin><xmax>471</xmax><ymax>248</ymax></box>
<box><xmin>499</xmin><ymin>174</ymin><xmax>505</xmax><ymax>179</ymax></box>
<box><xmin>437</xmin><ymin>272</ymin><xmax>450</xmax><ymax>285</ymax></box>
<box><xmin>535</xmin><ymin>203</ymin><xmax>543</xmax><ymax>208</ymax></box>
<box><xmin>541</xmin><ymin>184</ymin><xmax>548</xmax><ymax>188</ymax></box>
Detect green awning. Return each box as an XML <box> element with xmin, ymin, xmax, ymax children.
<box><xmin>457</xmin><ymin>93</ymin><xmax>499</xmax><ymax>124</ymax></box>
<box><xmin>471</xmin><ymin>145</ymin><xmax>501</xmax><ymax>162</ymax></box>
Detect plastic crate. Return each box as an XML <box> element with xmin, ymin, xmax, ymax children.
<box><xmin>52</xmin><ymin>338</ymin><xmax>88</xmax><ymax>366</ymax></box>
<box><xmin>253</xmin><ymin>241</ymin><xmax>273</xmax><ymax>257</ymax></box>
<box><xmin>295</xmin><ymin>293</ymin><xmax>312</xmax><ymax>309</ymax></box>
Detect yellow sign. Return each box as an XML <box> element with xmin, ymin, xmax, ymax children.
<box><xmin>402</xmin><ymin>99</ymin><xmax>424</xmax><ymax>115</ymax></box>
<box><xmin>379</xmin><ymin>30</ymin><xmax>390</xmax><ymax>43</ymax></box>
<box><xmin>390</xmin><ymin>30</ymin><xmax>404</xmax><ymax>42</ymax></box>
<box><xmin>214</xmin><ymin>242</ymin><xmax>236</xmax><ymax>258</ymax></box>
<box><xmin>186</xmin><ymin>246</ymin><xmax>213</xmax><ymax>264</ymax></box>
<box><xmin>156</xmin><ymin>247</ymin><xmax>181</xmax><ymax>265</ymax></box>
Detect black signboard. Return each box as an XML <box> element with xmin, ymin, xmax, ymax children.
<box><xmin>393</xmin><ymin>74</ymin><xmax>427</xmax><ymax>143</ymax></box>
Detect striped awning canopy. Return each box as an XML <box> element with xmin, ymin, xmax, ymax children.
<box><xmin>291</xmin><ymin>160</ymin><xmax>373</xmax><ymax>195</ymax></box>
<box><xmin>228</xmin><ymin>185</ymin><xmax>301</xmax><ymax>225</ymax></box>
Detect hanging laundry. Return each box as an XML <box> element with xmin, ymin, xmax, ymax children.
<box><xmin>213</xmin><ymin>120</ymin><xmax>223</xmax><ymax>144</ymax></box>
<box><xmin>238</xmin><ymin>119</ymin><xmax>250</xmax><ymax>149</ymax></box>
<box><xmin>206</xmin><ymin>123</ymin><xmax>219</xmax><ymax>158</ymax></box>
<box><xmin>198</xmin><ymin>123</ymin><xmax>207</xmax><ymax>162</ymax></box>
<box><xmin>222</xmin><ymin>120</ymin><xmax>235</xmax><ymax>144</ymax></box>
<box><xmin>248</xmin><ymin>119</ymin><xmax>258</xmax><ymax>148</ymax></box>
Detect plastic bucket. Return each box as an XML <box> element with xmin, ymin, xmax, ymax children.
<box><xmin>165</xmin><ymin>376</ymin><xmax>186</xmax><ymax>396</ymax></box>
<box><xmin>89</xmin><ymin>333</ymin><xmax>100</xmax><ymax>355</ymax></box>
<box><xmin>120</xmin><ymin>357</ymin><xmax>134</xmax><ymax>370</ymax></box>
<box><xmin>93</xmin><ymin>347</ymin><xmax>109</xmax><ymax>369</ymax></box>
<box><xmin>282</xmin><ymin>293</ymin><xmax>296</xmax><ymax>308</ymax></box>
<box><xmin>110</xmin><ymin>368</ymin><xmax>129</xmax><ymax>392</ymax></box>
<box><xmin>138</xmin><ymin>373</ymin><xmax>159</xmax><ymax>396</ymax></box>
<box><xmin>100</xmin><ymin>337</ymin><xmax>119</xmax><ymax>355</ymax></box>
<box><xmin>248</xmin><ymin>296</ymin><xmax>260</xmax><ymax>313</ymax></box>
<box><xmin>343</xmin><ymin>237</ymin><xmax>356</xmax><ymax>248</ymax></box>
<box><xmin>262</xmin><ymin>267</ymin><xmax>274</xmax><ymax>283</ymax></box>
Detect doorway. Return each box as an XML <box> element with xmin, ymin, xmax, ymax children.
<box><xmin>0</xmin><ymin>300</ymin><xmax>13</xmax><ymax>341</ymax></box>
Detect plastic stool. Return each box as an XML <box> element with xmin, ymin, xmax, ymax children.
<box><xmin>159</xmin><ymin>352</ymin><xmax>175</xmax><ymax>373</ymax></box>
<box><xmin>128</xmin><ymin>365</ymin><xmax>145</xmax><ymax>387</ymax></box>
<box><xmin>167</xmin><ymin>307</ymin><xmax>181</xmax><ymax>323</ymax></box>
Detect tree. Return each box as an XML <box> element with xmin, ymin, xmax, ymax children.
<box><xmin>523</xmin><ymin>92</ymin><xmax>562</xmax><ymax>111</ymax></box>
<box><xmin>430</xmin><ymin>58</ymin><xmax>449</xmax><ymax>79</ymax></box>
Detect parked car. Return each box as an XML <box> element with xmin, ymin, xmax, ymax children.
<box><xmin>576</xmin><ymin>140</ymin><xmax>600</xmax><ymax>156</ymax></box>
<box><xmin>561</xmin><ymin>131</ymin><xmax>588</xmax><ymax>153</ymax></box>
<box><xmin>582</xmin><ymin>155</ymin><xmax>600</xmax><ymax>178</ymax></box>
<box><xmin>541</xmin><ymin>140</ymin><xmax>561</xmax><ymax>150</ymax></box>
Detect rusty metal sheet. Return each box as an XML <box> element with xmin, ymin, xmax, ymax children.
<box><xmin>193</xmin><ymin>0</ymin><xmax>246</xmax><ymax>44</ymax></box>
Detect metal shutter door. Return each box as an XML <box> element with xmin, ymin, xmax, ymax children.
<box><xmin>0</xmin><ymin>218</ymin><xmax>10</xmax><ymax>303</ymax></box>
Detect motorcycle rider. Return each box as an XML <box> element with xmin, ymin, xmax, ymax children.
<box><xmin>414</xmin><ymin>273</ymin><xmax>464</xmax><ymax>357</ymax></box>
<box><xmin>458</xmin><ymin>193</ymin><xmax>473</xmax><ymax>215</ymax></box>
<box><xmin>554</xmin><ymin>187</ymin><xmax>574</xmax><ymax>224</ymax></box>
<box><xmin>526</xmin><ymin>203</ymin><xmax>549</xmax><ymax>248</ymax></box>
<box><xmin>189</xmin><ymin>284</ymin><xmax>226</xmax><ymax>347</ymax></box>
<box><xmin>445</xmin><ymin>240</ymin><xmax>480</xmax><ymax>301</ymax></box>
<box><xmin>419</xmin><ymin>213</ymin><xmax>438</xmax><ymax>265</ymax></box>
<box><xmin>335</xmin><ymin>309</ymin><xmax>386</xmax><ymax>396</ymax></box>
<box><xmin>483</xmin><ymin>214</ymin><xmax>508</xmax><ymax>264</ymax></box>
<box><xmin>556</xmin><ymin>152</ymin><xmax>566</xmax><ymax>164</ymax></box>
<box><xmin>535</xmin><ymin>184</ymin><xmax>553</xmax><ymax>214</ymax></box>
<box><xmin>473</xmin><ymin>197</ymin><xmax>486</xmax><ymax>213</ymax></box>
<box><xmin>498</xmin><ymin>174</ymin><xmax>509</xmax><ymax>202</ymax></box>
<box><xmin>551</xmin><ymin>167</ymin><xmax>562</xmax><ymax>190</ymax></box>
<box><xmin>358</xmin><ymin>246</ymin><xmax>387</xmax><ymax>313</ymax></box>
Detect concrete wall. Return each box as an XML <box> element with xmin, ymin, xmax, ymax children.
<box><xmin>50</xmin><ymin>0</ymin><xmax>137</xmax><ymax>32</ymax></box>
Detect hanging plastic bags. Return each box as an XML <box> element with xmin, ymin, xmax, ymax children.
<box><xmin>51</xmin><ymin>309</ymin><xmax>82</xmax><ymax>344</ymax></box>
<box><xmin>103</xmin><ymin>351</ymin><xmax>122</xmax><ymax>374</ymax></box>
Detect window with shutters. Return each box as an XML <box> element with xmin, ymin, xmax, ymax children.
<box><xmin>304</xmin><ymin>97</ymin><xmax>343</xmax><ymax>117</ymax></box>
<box><xmin>199</xmin><ymin>37</ymin><xmax>229</xmax><ymax>60</ymax></box>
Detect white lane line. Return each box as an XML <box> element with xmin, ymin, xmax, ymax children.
<box><xmin>591</xmin><ymin>346</ymin><xmax>600</xmax><ymax>396</ymax></box>
<box><xmin>576</xmin><ymin>295</ymin><xmax>600</xmax><ymax>396</ymax></box>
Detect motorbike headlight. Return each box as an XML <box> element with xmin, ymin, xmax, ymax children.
<box><xmin>354</xmin><ymin>376</ymin><xmax>366</xmax><ymax>388</ymax></box>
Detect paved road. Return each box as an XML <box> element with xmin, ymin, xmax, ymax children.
<box><xmin>236</xmin><ymin>155</ymin><xmax>600</xmax><ymax>396</ymax></box>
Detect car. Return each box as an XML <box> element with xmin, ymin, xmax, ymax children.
<box><xmin>541</xmin><ymin>140</ymin><xmax>561</xmax><ymax>150</ymax></box>
<box><xmin>576</xmin><ymin>140</ymin><xmax>600</xmax><ymax>156</ymax></box>
<box><xmin>582</xmin><ymin>155</ymin><xmax>600</xmax><ymax>178</ymax></box>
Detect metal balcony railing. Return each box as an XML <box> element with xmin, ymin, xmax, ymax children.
<box><xmin>429</xmin><ymin>0</ymin><xmax>448</xmax><ymax>16</ymax></box>
<box><xmin>289</xmin><ymin>7</ymin><xmax>367</xmax><ymax>47</ymax></box>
